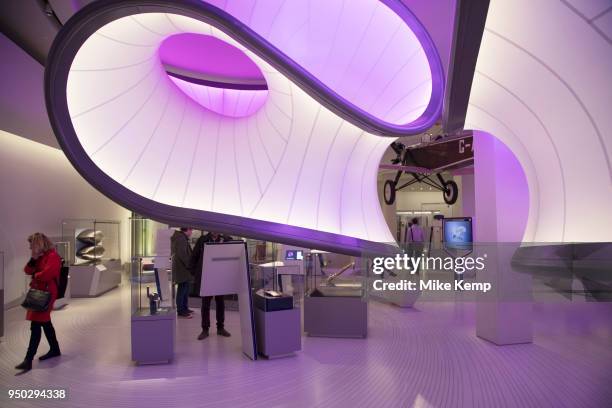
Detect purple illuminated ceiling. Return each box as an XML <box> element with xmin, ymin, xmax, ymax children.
<box><xmin>46</xmin><ymin>0</ymin><xmax>445</xmax><ymax>254</ymax></box>
<box><xmin>160</xmin><ymin>33</ymin><xmax>269</xmax><ymax>117</ymax></box>
<box><xmin>159</xmin><ymin>33</ymin><xmax>267</xmax><ymax>88</ymax></box>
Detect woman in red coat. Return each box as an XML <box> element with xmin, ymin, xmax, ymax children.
<box><xmin>15</xmin><ymin>233</ymin><xmax>62</xmax><ymax>372</ymax></box>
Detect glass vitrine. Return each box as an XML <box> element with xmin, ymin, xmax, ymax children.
<box><xmin>61</xmin><ymin>219</ymin><xmax>120</xmax><ymax>266</ymax></box>
<box><xmin>130</xmin><ymin>255</ymin><xmax>174</xmax><ymax>315</ymax></box>
<box><xmin>60</xmin><ymin>219</ymin><xmax>122</xmax><ymax>297</ymax></box>
<box><xmin>130</xmin><ymin>255</ymin><xmax>176</xmax><ymax>364</ymax></box>
<box><xmin>304</xmin><ymin>251</ymin><xmax>368</xmax><ymax>298</ymax></box>
<box><xmin>303</xmin><ymin>250</ymin><xmax>369</xmax><ymax>338</ymax></box>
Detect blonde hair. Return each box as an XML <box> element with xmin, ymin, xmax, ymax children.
<box><xmin>28</xmin><ymin>233</ymin><xmax>54</xmax><ymax>255</ymax></box>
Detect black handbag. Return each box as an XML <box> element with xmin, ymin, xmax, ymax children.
<box><xmin>21</xmin><ymin>286</ymin><xmax>51</xmax><ymax>312</ymax></box>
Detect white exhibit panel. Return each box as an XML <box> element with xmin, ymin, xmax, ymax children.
<box><xmin>200</xmin><ymin>242</ymin><xmax>257</xmax><ymax>360</ymax></box>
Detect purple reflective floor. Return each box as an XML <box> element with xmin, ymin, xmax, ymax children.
<box><xmin>1</xmin><ymin>285</ymin><xmax>611</xmax><ymax>407</ymax></box>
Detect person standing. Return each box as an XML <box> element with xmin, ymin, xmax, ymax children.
<box><xmin>171</xmin><ymin>227</ymin><xmax>194</xmax><ymax>318</ymax></box>
<box><xmin>15</xmin><ymin>233</ymin><xmax>62</xmax><ymax>373</ymax></box>
<box><xmin>406</xmin><ymin>217</ymin><xmax>424</xmax><ymax>244</ymax></box>
<box><xmin>192</xmin><ymin>232</ymin><xmax>232</xmax><ymax>340</ymax></box>
<box><xmin>406</xmin><ymin>218</ymin><xmax>425</xmax><ymax>273</ymax></box>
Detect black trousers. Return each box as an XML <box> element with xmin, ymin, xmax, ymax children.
<box><xmin>26</xmin><ymin>321</ymin><xmax>60</xmax><ymax>361</ymax></box>
<box><xmin>201</xmin><ymin>296</ymin><xmax>225</xmax><ymax>330</ymax></box>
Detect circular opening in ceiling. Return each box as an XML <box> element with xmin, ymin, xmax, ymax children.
<box><xmin>159</xmin><ymin>33</ymin><xmax>268</xmax><ymax>118</ymax></box>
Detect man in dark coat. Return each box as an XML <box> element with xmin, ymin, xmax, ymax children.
<box><xmin>192</xmin><ymin>231</ymin><xmax>233</xmax><ymax>339</ymax></box>
<box><xmin>171</xmin><ymin>227</ymin><xmax>193</xmax><ymax>318</ymax></box>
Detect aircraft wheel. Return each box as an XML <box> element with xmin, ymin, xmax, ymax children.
<box><xmin>443</xmin><ymin>180</ymin><xmax>458</xmax><ymax>205</ymax></box>
<box><xmin>384</xmin><ymin>180</ymin><xmax>396</xmax><ymax>205</ymax></box>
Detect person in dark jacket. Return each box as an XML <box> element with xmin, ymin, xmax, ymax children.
<box><xmin>171</xmin><ymin>228</ymin><xmax>194</xmax><ymax>318</ymax></box>
<box><xmin>192</xmin><ymin>232</ymin><xmax>233</xmax><ymax>340</ymax></box>
<box><xmin>15</xmin><ymin>233</ymin><xmax>62</xmax><ymax>373</ymax></box>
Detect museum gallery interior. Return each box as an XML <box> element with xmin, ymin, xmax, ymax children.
<box><xmin>0</xmin><ymin>0</ymin><xmax>611</xmax><ymax>407</ymax></box>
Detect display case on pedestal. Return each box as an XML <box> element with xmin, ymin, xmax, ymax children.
<box><xmin>303</xmin><ymin>251</ymin><xmax>368</xmax><ymax>338</ymax></box>
<box><xmin>61</xmin><ymin>219</ymin><xmax>122</xmax><ymax>297</ymax></box>
<box><xmin>130</xmin><ymin>255</ymin><xmax>175</xmax><ymax>365</ymax></box>
<box><xmin>250</xmin><ymin>245</ymin><xmax>301</xmax><ymax>358</ymax></box>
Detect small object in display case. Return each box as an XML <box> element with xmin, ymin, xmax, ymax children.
<box><xmin>75</xmin><ymin>228</ymin><xmax>105</xmax><ymax>265</ymax></box>
<box><xmin>76</xmin><ymin>229</ymin><xmax>104</xmax><ymax>245</ymax></box>
<box><xmin>253</xmin><ymin>289</ymin><xmax>293</xmax><ymax>312</ymax></box>
<box><xmin>147</xmin><ymin>287</ymin><xmax>160</xmax><ymax>315</ymax></box>
<box><xmin>76</xmin><ymin>244</ymin><xmax>105</xmax><ymax>261</ymax></box>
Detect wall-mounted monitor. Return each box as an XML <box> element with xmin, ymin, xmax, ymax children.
<box><xmin>285</xmin><ymin>250</ymin><xmax>304</xmax><ymax>261</ymax></box>
<box><xmin>443</xmin><ymin>217</ymin><xmax>473</xmax><ymax>250</ymax></box>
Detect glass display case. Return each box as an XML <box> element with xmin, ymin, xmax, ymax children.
<box><xmin>249</xmin><ymin>241</ymin><xmax>279</xmax><ymax>291</ymax></box>
<box><xmin>130</xmin><ymin>255</ymin><xmax>174</xmax><ymax>314</ymax></box>
<box><xmin>249</xmin><ymin>241</ymin><xmax>307</xmax><ymax>308</ymax></box>
<box><xmin>130</xmin><ymin>215</ymin><xmax>167</xmax><ymax>258</ymax></box>
<box><xmin>303</xmin><ymin>251</ymin><xmax>369</xmax><ymax>338</ymax></box>
<box><xmin>61</xmin><ymin>219</ymin><xmax>122</xmax><ymax>297</ymax></box>
<box><xmin>130</xmin><ymin>255</ymin><xmax>175</xmax><ymax>364</ymax></box>
<box><xmin>247</xmin><ymin>242</ymin><xmax>301</xmax><ymax>358</ymax></box>
<box><xmin>305</xmin><ymin>251</ymin><xmax>368</xmax><ymax>298</ymax></box>
<box><xmin>61</xmin><ymin>219</ymin><xmax>120</xmax><ymax>265</ymax></box>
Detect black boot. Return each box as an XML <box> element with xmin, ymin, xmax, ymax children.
<box><xmin>197</xmin><ymin>329</ymin><xmax>209</xmax><ymax>340</ymax></box>
<box><xmin>217</xmin><ymin>328</ymin><xmax>231</xmax><ymax>337</ymax></box>
<box><xmin>40</xmin><ymin>322</ymin><xmax>61</xmax><ymax>360</ymax></box>
<box><xmin>15</xmin><ymin>360</ymin><xmax>32</xmax><ymax>371</ymax></box>
<box><xmin>39</xmin><ymin>350</ymin><xmax>61</xmax><ymax>361</ymax></box>
<box><xmin>20</xmin><ymin>322</ymin><xmax>42</xmax><ymax>372</ymax></box>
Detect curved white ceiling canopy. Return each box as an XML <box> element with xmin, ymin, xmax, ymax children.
<box><xmin>46</xmin><ymin>0</ymin><xmax>444</xmax><ymax>254</ymax></box>
<box><xmin>466</xmin><ymin>0</ymin><xmax>612</xmax><ymax>242</ymax></box>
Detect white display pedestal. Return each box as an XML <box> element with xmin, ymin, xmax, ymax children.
<box><xmin>131</xmin><ymin>308</ymin><xmax>176</xmax><ymax>364</ymax></box>
<box><xmin>70</xmin><ymin>262</ymin><xmax>121</xmax><ymax>297</ymax></box>
<box><xmin>476</xmin><ymin>245</ymin><xmax>533</xmax><ymax>345</ymax></box>
<box><xmin>304</xmin><ymin>295</ymin><xmax>367</xmax><ymax>338</ymax></box>
<box><xmin>255</xmin><ymin>308</ymin><xmax>301</xmax><ymax>358</ymax></box>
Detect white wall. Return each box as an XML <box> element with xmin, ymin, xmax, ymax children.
<box><xmin>0</xmin><ymin>130</ymin><xmax>130</xmax><ymax>306</ymax></box>
<box><xmin>465</xmin><ymin>0</ymin><xmax>612</xmax><ymax>242</ymax></box>
<box><xmin>0</xmin><ymin>34</ymin><xmax>58</xmax><ymax>148</ymax></box>
<box><xmin>395</xmin><ymin>189</ymin><xmax>462</xmax><ymax>217</ymax></box>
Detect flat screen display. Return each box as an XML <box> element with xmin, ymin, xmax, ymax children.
<box><xmin>285</xmin><ymin>250</ymin><xmax>303</xmax><ymax>260</ymax></box>
<box><xmin>443</xmin><ymin>217</ymin><xmax>473</xmax><ymax>249</ymax></box>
